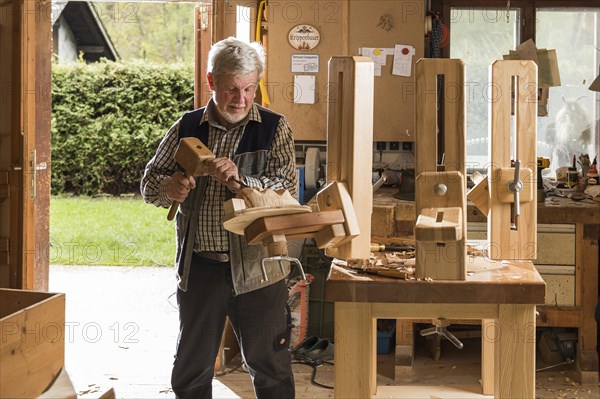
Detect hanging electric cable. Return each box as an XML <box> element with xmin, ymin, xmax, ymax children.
<box><xmin>256</xmin><ymin>0</ymin><xmax>270</xmax><ymax>105</ymax></box>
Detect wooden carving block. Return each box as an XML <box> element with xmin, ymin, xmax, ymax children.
<box><xmin>415</xmin><ymin>207</ymin><xmax>463</xmax><ymax>242</ymax></box>
<box><xmin>314</xmin><ymin>224</ymin><xmax>346</xmax><ymax>249</ymax></box>
<box><xmin>175</xmin><ymin>137</ymin><xmax>215</xmax><ymax>176</ymax></box>
<box><xmin>467</xmin><ymin>177</ymin><xmax>489</xmax><ymax>215</ymax></box>
<box><xmin>494</xmin><ymin>167</ymin><xmax>534</xmax><ymax>203</ymax></box>
<box><xmin>236</xmin><ymin>187</ymin><xmax>300</xmax><ymax>208</ymax></box>
<box><xmin>316</xmin><ymin>181</ymin><xmax>360</xmax><ymax>243</ymax></box>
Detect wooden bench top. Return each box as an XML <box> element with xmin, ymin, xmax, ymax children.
<box><xmin>325</xmin><ymin>259</ymin><xmax>546</xmax><ymax>305</ymax></box>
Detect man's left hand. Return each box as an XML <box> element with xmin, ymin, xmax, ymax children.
<box><xmin>205</xmin><ymin>157</ymin><xmax>244</xmax><ymax>192</ymax></box>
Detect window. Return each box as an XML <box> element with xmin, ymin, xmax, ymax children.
<box><xmin>449</xmin><ymin>8</ymin><xmax>519</xmax><ymax>168</ymax></box>
<box><xmin>444</xmin><ymin>2</ymin><xmax>599</xmax><ymax>173</ymax></box>
<box><xmin>536</xmin><ymin>8</ymin><xmax>599</xmax><ymax>170</ymax></box>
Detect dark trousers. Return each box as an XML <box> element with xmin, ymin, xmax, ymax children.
<box><xmin>171</xmin><ymin>254</ymin><xmax>295</xmax><ymax>399</ymax></box>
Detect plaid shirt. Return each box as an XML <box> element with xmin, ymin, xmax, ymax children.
<box><xmin>141</xmin><ymin>100</ymin><xmax>297</xmax><ymax>252</ymax></box>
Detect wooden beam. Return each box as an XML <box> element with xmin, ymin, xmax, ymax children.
<box><xmin>489</xmin><ymin>60</ymin><xmax>537</xmax><ymax>261</ymax></box>
<box><xmin>194</xmin><ymin>3</ymin><xmax>212</xmax><ymax>108</ymax></box>
<box><xmin>326</xmin><ymin>56</ymin><xmax>374</xmax><ymax>260</ymax></box>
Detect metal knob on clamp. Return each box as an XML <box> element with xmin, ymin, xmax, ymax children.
<box><xmin>507</xmin><ymin>160</ymin><xmax>523</xmax><ymax>230</ymax></box>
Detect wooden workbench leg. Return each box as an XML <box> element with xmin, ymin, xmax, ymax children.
<box><xmin>575</xmin><ymin>224</ymin><xmax>599</xmax><ymax>384</ymax></box>
<box><xmin>334</xmin><ymin>302</ymin><xmax>374</xmax><ymax>399</ymax></box>
<box><xmin>495</xmin><ymin>304</ymin><xmax>536</xmax><ymax>399</ymax></box>
<box><xmin>481</xmin><ymin>319</ymin><xmax>495</xmax><ymax>395</ymax></box>
<box><xmin>395</xmin><ymin>320</ymin><xmax>414</xmax><ymax>371</ymax></box>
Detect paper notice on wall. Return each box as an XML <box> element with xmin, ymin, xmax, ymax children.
<box><xmin>392</xmin><ymin>44</ymin><xmax>415</xmax><ymax>77</ymax></box>
<box><xmin>294</xmin><ymin>75</ymin><xmax>315</xmax><ymax>104</ymax></box>
<box><xmin>360</xmin><ymin>47</ymin><xmax>393</xmax><ymax>77</ymax></box>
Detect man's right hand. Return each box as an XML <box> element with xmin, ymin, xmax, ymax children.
<box><xmin>167</xmin><ymin>172</ymin><xmax>196</xmax><ymax>203</ymax></box>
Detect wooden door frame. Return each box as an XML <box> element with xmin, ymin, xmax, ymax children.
<box><xmin>1</xmin><ymin>0</ymin><xmax>51</xmax><ymax>290</ymax></box>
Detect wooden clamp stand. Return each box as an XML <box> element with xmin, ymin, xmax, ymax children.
<box><xmin>324</xmin><ymin>56</ymin><xmax>374</xmax><ymax>260</ymax></box>
<box><xmin>469</xmin><ymin>61</ymin><xmax>538</xmax><ymax>260</ymax></box>
<box><xmin>222</xmin><ymin>184</ymin><xmax>361</xmax><ymax>280</ymax></box>
<box><xmin>414</xmin><ymin>59</ymin><xmax>467</xmax><ymax>280</ymax></box>
<box><xmin>222</xmin><ymin>56</ymin><xmax>375</xmax><ymax>271</ymax></box>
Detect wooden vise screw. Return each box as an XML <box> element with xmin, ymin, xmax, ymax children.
<box><xmin>167</xmin><ymin>137</ymin><xmax>215</xmax><ymax>220</ymax></box>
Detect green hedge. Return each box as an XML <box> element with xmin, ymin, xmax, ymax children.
<box><xmin>51</xmin><ymin>62</ymin><xmax>194</xmax><ymax>195</ymax></box>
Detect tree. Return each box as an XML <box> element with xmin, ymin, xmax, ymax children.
<box><xmin>95</xmin><ymin>2</ymin><xmax>196</xmax><ymax>63</ymax></box>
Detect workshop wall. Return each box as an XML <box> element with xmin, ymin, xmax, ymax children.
<box><xmin>266</xmin><ymin>0</ymin><xmax>425</xmax><ymax>141</ymax></box>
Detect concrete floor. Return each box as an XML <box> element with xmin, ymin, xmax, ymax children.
<box><xmin>49</xmin><ymin>265</ymin><xmax>599</xmax><ymax>399</ymax></box>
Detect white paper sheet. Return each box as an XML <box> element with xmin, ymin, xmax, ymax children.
<box><xmin>392</xmin><ymin>44</ymin><xmax>415</xmax><ymax>77</ymax></box>
<box><xmin>294</xmin><ymin>75</ymin><xmax>315</xmax><ymax>104</ymax></box>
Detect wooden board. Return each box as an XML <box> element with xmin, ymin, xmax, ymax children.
<box><xmin>243</xmin><ymin>210</ymin><xmax>345</xmax><ymax>245</ymax></box>
<box><xmin>0</xmin><ymin>289</ymin><xmax>65</xmax><ymax>399</ymax></box>
<box><xmin>325</xmin><ymin>260</ymin><xmax>545</xmax><ymax>305</ymax></box>
<box><xmin>326</xmin><ymin>56</ymin><xmax>374</xmax><ymax>260</ymax></box>
<box><xmin>489</xmin><ymin>60</ymin><xmax>538</xmax><ymax>260</ymax></box>
<box><xmin>222</xmin><ymin>204</ymin><xmax>312</xmax><ymax>235</ymax></box>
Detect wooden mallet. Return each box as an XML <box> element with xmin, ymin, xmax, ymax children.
<box><xmin>167</xmin><ymin>137</ymin><xmax>215</xmax><ymax>220</ymax></box>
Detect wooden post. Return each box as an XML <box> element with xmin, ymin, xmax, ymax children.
<box><xmin>414</xmin><ymin>59</ymin><xmax>466</xmax><ymax>280</ymax></box>
<box><xmin>489</xmin><ymin>60</ymin><xmax>537</xmax><ymax>260</ymax></box>
<box><xmin>194</xmin><ymin>3</ymin><xmax>212</xmax><ymax>108</ymax></box>
<box><xmin>325</xmin><ymin>57</ymin><xmax>374</xmax><ymax>260</ymax></box>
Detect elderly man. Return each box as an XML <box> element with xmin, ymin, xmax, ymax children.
<box><xmin>141</xmin><ymin>37</ymin><xmax>297</xmax><ymax>399</ymax></box>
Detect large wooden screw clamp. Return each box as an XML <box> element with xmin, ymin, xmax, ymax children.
<box><xmin>221</xmin><ymin>185</ymin><xmax>359</xmax><ymax>282</ymax></box>
<box><xmin>414</xmin><ymin>59</ymin><xmax>467</xmax><ymax>280</ymax></box>
<box><xmin>167</xmin><ymin>137</ymin><xmax>215</xmax><ymax>220</ymax></box>
<box><xmin>468</xmin><ymin>60</ymin><xmax>538</xmax><ymax>260</ymax></box>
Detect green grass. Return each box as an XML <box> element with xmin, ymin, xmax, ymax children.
<box><xmin>50</xmin><ymin>196</ymin><xmax>176</xmax><ymax>266</ymax></box>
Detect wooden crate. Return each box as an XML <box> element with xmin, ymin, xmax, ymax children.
<box><xmin>0</xmin><ymin>288</ymin><xmax>65</xmax><ymax>398</ymax></box>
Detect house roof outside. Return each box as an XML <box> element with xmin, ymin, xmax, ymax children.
<box><xmin>52</xmin><ymin>1</ymin><xmax>119</xmax><ymax>62</ymax></box>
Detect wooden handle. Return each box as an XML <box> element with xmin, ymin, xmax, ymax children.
<box><xmin>167</xmin><ymin>200</ymin><xmax>180</xmax><ymax>221</ymax></box>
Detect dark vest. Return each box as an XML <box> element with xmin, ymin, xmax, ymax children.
<box><xmin>177</xmin><ymin>106</ymin><xmax>282</xmax><ymax>154</ymax></box>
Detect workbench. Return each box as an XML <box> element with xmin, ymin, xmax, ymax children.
<box><xmin>325</xmin><ymin>259</ymin><xmax>545</xmax><ymax>398</ymax></box>
<box><xmin>372</xmin><ymin>187</ymin><xmax>600</xmax><ymax>383</ymax></box>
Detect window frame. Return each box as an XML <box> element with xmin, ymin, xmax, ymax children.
<box><xmin>435</xmin><ymin>0</ymin><xmax>599</xmax><ymax>170</ymax></box>
<box><xmin>437</xmin><ymin>0</ymin><xmax>599</xmax><ymax>58</ymax></box>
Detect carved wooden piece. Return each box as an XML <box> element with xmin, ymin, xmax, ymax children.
<box><xmin>489</xmin><ymin>60</ymin><xmax>537</xmax><ymax>260</ymax></box>
<box><xmin>414</xmin><ymin>59</ymin><xmax>466</xmax><ymax>280</ymax></box>
<box><xmin>222</xmin><ymin>189</ymin><xmax>312</xmax><ymax>235</ymax></box>
<box><xmin>326</xmin><ymin>56</ymin><xmax>374</xmax><ymax>259</ymax></box>
<box><xmin>467</xmin><ymin>178</ymin><xmax>489</xmax><ymax>215</ymax></box>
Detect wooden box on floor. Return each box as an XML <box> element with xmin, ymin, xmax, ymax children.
<box><xmin>0</xmin><ymin>288</ymin><xmax>65</xmax><ymax>398</ymax></box>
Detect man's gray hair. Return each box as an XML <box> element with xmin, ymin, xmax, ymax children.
<box><xmin>207</xmin><ymin>37</ymin><xmax>265</xmax><ymax>83</ymax></box>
